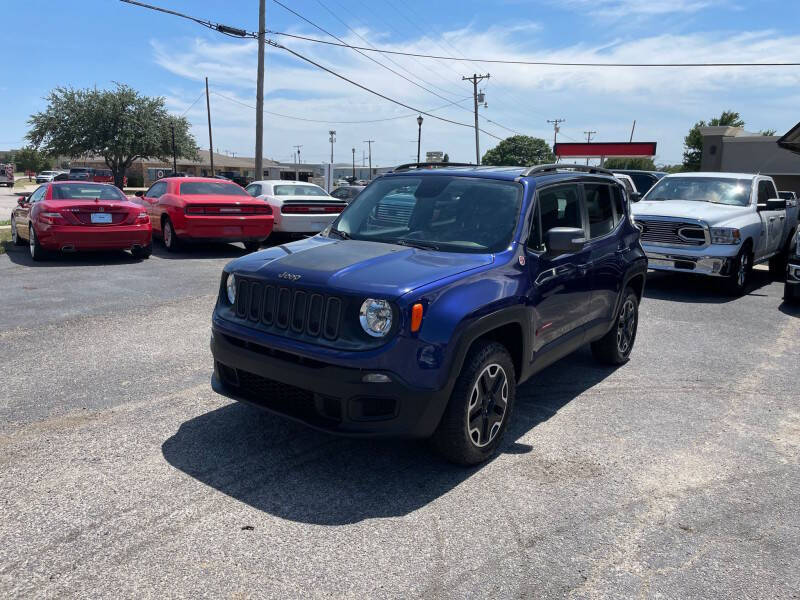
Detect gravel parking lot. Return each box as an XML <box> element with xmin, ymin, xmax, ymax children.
<box><xmin>1</xmin><ymin>208</ymin><xmax>799</xmax><ymax>596</ymax></box>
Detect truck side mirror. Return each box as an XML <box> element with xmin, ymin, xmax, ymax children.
<box><xmin>630</xmin><ymin>192</ymin><xmax>642</xmax><ymax>203</ymax></box>
<box><xmin>545</xmin><ymin>227</ymin><xmax>586</xmax><ymax>256</ymax></box>
<box><xmin>766</xmin><ymin>198</ymin><xmax>787</xmax><ymax>210</ymax></box>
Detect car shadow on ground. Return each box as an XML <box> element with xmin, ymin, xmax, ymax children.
<box><xmin>779</xmin><ymin>299</ymin><xmax>800</xmax><ymax>317</ymax></box>
<box><xmin>643</xmin><ymin>268</ymin><xmax>775</xmax><ymax>304</ymax></box>
<box><xmin>150</xmin><ymin>242</ymin><xmax>249</xmax><ymax>260</ymax></box>
<box><xmin>161</xmin><ymin>347</ymin><xmax>618</xmax><ymax>525</ymax></box>
<box><xmin>1</xmin><ymin>241</ymin><xmax>142</xmax><ymax>267</ymax></box>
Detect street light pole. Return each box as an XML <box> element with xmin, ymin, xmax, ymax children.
<box><xmin>351</xmin><ymin>147</ymin><xmax>356</xmax><ymax>181</ymax></box>
<box><xmin>416</xmin><ymin>115</ymin><xmax>423</xmax><ymax>163</ymax></box>
<box><xmin>205</xmin><ymin>77</ymin><xmax>214</xmax><ymax>175</ymax></box>
<box><xmin>170</xmin><ymin>122</ymin><xmax>177</xmax><ymax>175</ymax></box>
<box><xmin>363</xmin><ymin>139</ymin><xmax>374</xmax><ymax>179</ymax></box>
<box><xmin>329</xmin><ymin>130</ymin><xmax>336</xmax><ymax>165</ymax></box>
<box><xmin>255</xmin><ymin>0</ymin><xmax>266</xmax><ymax>181</ymax></box>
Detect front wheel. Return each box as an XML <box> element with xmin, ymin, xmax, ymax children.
<box><xmin>131</xmin><ymin>243</ymin><xmax>152</xmax><ymax>259</ymax></box>
<box><xmin>726</xmin><ymin>246</ymin><xmax>752</xmax><ymax>296</ymax></box>
<box><xmin>431</xmin><ymin>341</ymin><xmax>516</xmax><ymax>466</ymax></box>
<box><xmin>243</xmin><ymin>241</ymin><xmax>262</xmax><ymax>253</ymax></box>
<box><xmin>162</xmin><ymin>218</ymin><xmax>180</xmax><ymax>252</ymax></box>
<box><xmin>11</xmin><ymin>218</ymin><xmax>25</xmax><ymax>246</ymax></box>
<box><xmin>591</xmin><ymin>287</ymin><xmax>639</xmax><ymax>365</ymax></box>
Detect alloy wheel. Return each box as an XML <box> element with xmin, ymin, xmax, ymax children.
<box><xmin>164</xmin><ymin>221</ymin><xmax>172</xmax><ymax>247</ymax></box>
<box><xmin>29</xmin><ymin>227</ymin><xmax>35</xmax><ymax>258</ymax></box>
<box><xmin>737</xmin><ymin>253</ymin><xmax>749</xmax><ymax>288</ymax></box>
<box><xmin>11</xmin><ymin>219</ymin><xmax>17</xmax><ymax>243</ymax></box>
<box><xmin>466</xmin><ymin>363</ymin><xmax>509</xmax><ymax>448</ymax></box>
<box><xmin>616</xmin><ymin>298</ymin><xmax>637</xmax><ymax>355</ymax></box>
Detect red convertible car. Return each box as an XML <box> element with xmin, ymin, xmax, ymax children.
<box><xmin>135</xmin><ymin>177</ymin><xmax>273</xmax><ymax>252</ymax></box>
<box><xmin>10</xmin><ymin>182</ymin><xmax>152</xmax><ymax>261</ymax></box>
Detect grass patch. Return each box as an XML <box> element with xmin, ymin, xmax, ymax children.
<box><xmin>0</xmin><ymin>228</ymin><xmax>12</xmax><ymax>255</ymax></box>
<box><xmin>0</xmin><ymin>219</ymin><xmax>10</xmax><ymax>226</ymax></box>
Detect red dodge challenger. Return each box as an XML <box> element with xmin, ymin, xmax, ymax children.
<box><xmin>135</xmin><ymin>177</ymin><xmax>273</xmax><ymax>252</ymax></box>
<box><xmin>10</xmin><ymin>182</ymin><xmax>153</xmax><ymax>261</ymax></box>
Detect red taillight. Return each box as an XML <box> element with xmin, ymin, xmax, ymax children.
<box><xmin>39</xmin><ymin>211</ymin><xmax>65</xmax><ymax>224</ymax></box>
<box><xmin>135</xmin><ymin>211</ymin><xmax>150</xmax><ymax>224</ymax></box>
<box><xmin>281</xmin><ymin>205</ymin><xmax>344</xmax><ymax>214</ymax></box>
<box><xmin>254</xmin><ymin>205</ymin><xmax>272</xmax><ymax>214</ymax></box>
<box><xmin>186</xmin><ymin>204</ymin><xmax>272</xmax><ymax>215</ymax></box>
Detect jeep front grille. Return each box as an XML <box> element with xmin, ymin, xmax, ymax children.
<box><xmin>637</xmin><ymin>218</ymin><xmax>708</xmax><ymax>246</ymax></box>
<box><xmin>233</xmin><ymin>278</ymin><xmax>342</xmax><ymax>341</ymax></box>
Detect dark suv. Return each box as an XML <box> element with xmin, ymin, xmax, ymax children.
<box><xmin>210</xmin><ymin>164</ymin><xmax>647</xmax><ymax>464</ymax></box>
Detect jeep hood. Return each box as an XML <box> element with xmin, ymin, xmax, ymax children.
<box><xmin>633</xmin><ymin>200</ymin><xmax>750</xmax><ymax>226</ymax></box>
<box><xmin>229</xmin><ymin>236</ymin><xmax>494</xmax><ymax>298</ymax></box>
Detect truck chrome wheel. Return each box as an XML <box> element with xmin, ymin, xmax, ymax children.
<box><xmin>617</xmin><ymin>298</ymin><xmax>637</xmax><ymax>355</ymax></box>
<box><xmin>736</xmin><ymin>253</ymin><xmax>749</xmax><ymax>288</ymax></box>
<box><xmin>467</xmin><ymin>363</ymin><xmax>508</xmax><ymax>448</ymax></box>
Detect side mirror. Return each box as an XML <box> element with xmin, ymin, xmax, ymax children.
<box><xmin>545</xmin><ymin>227</ymin><xmax>586</xmax><ymax>256</ymax></box>
<box><xmin>17</xmin><ymin>197</ymin><xmax>28</xmax><ymax>206</ymax></box>
<box><xmin>134</xmin><ymin>191</ymin><xmax>144</xmax><ymax>198</ymax></box>
<box><xmin>767</xmin><ymin>198</ymin><xmax>787</xmax><ymax>211</ymax></box>
<box><xmin>630</xmin><ymin>192</ymin><xmax>642</xmax><ymax>203</ymax></box>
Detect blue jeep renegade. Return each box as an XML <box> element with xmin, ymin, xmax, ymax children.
<box><xmin>210</xmin><ymin>164</ymin><xmax>647</xmax><ymax>465</ymax></box>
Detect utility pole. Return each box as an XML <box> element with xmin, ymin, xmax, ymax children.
<box><xmin>351</xmin><ymin>147</ymin><xmax>356</xmax><ymax>181</ymax></box>
<box><xmin>205</xmin><ymin>77</ymin><xmax>214</xmax><ymax>175</ymax></box>
<box><xmin>416</xmin><ymin>115</ymin><xmax>424</xmax><ymax>164</ymax></box>
<box><xmin>583</xmin><ymin>130</ymin><xmax>596</xmax><ymax>165</ymax></box>
<box><xmin>462</xmin><ymin>73</ymin><xmax>490</xmax><ymax>164</ymax></box>
<box><xmin>629</xmin><ymin>120</ymin><xmax>637</xmax><ymax>142</ymax></box>
<box><xmin>293</xmin><ymin>145</ymin><xmax>302</xmax><ymax>180</ymax></box>
<box><xmin>255</xmin><ymin>0</ymin><xmax>266</xmax><ymax>181</ymax></box>
<box><xmin>329</xmin><ymin>130</ymin><xmax>336</xmax><ymax>165</ymax></box>
<box><xmin>547</xmin><ymin>118</ymin><xmax>565</xmax><ymax>153</ymax></box>
<box><xmin>170</xmin><ymin>123</ymin><xmax>177</xmax><ymax>174</ymax></box>
<box><xmin>363</xmin><ymin>139</ymin><xmax>374</xmax><ymax>180</ymax></box>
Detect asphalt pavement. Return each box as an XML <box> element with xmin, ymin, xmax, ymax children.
<box><xmin>1</xmin><ymin>234</ymin><xmax>798</xmax><ymax>598</ymax></box>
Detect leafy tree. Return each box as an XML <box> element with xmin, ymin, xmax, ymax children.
<box><xmin>760</xmin><ymin>129</ymin><xmax>777</xmax><ymax>136</ymax></box>
<box><xmin>603</xmin><ymin>157</ymin><xmax>656</xmax><ymax>171</ymax></box>
<box><xmin>27</xmin><ymin>83</ymin><xmax>198</xmax><ymax>187</ymax></box>
<box><xmin>682</xmin><ymin>110</ymin><xmax>744</xmax><ymax>171</ymax></box>
<box><xmin>13</xmin><ymin>146</ymin><xmax>52</xmax><ymax>173</ymax></box>
<box><xmin>442</xmin><ymin>153</ymin><xmax>449</xmax><ymax>163</ymax></box>
<box><xmin>481</xmin><ymin>135</ymin><xmax>554</xmax><ymax>166</ymax></box>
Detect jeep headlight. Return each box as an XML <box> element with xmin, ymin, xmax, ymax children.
<box><xmin>226</xmin><ymin>273</ymin><xmax>236</xmax><ymax>304</ymax></box>
<box><xmin>359</xmin><ymin>298</ymin><xmax>393</xmax><ymax>337</ymax></box>
<box><xmin>710</xmin><ymin>227</ymin><xmax>741</xmax><ymax>245</ymax></box>
<box><xmin>795</xmin><ymin>233</ymin><xmax>800</xmax><ymax>257</ymax></box>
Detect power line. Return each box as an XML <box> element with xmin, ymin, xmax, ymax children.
<box><xmin>267</xmin><ymin>30</ymin><xmax>800</xmax><ymax>67</ymax></box>
<box><xmin>211</xmin><ymin>89</ymin><xmax>472</xmax><ymax>123</ymax></box>
<box><xmin>179</xmin><ymin>90</ymin><xmax>205</xmax><ymax>117</ymax></box>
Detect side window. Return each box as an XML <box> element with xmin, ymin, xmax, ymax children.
<box><xmin>584</xmin><ymin>184</ymin><xmax>616</xmax><ymax>238</ymax></box>
<box><xmin>246</xmin><ymin>184</ymin><xmax>261</xmax><ymax>197</ymax></box>
<box><xmin>527</xmin><ymin>198</ymin><xmax>543</xmax><ymax>251</ymax></box>
<box><xmin>538</xmin><ymin>184</ymin><xmax>583</xmax><ymax>244</ymax></box>
<box><xmin>611</xmin><ymin>185</ymin><xmax>626</xmax><ymax>226</ymax></box>
<box><xmin>331</xmin><ymin>188</ymin><xmax>346</xmax><ymax>199</ymax></box>
<box><xmin>30</xmin><ymin>186</ymin><xmax>46</xmax><ymax>202</ymax></box>
<box><xmin>767</xmin><ymin>181</ymin><xmax>778</xmax><ymax>200</ymax></box>
<box><xmin>757</xmin><ymin>180</ymin><xmax>775</xmax><ymax>204</ymax></box>
<box><xmin>146</xmin><ymin>182</ymin><xmax>166</xmax><ymax>198</ymax></box>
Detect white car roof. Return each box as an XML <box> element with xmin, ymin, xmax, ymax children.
<box><xmin>661</xmin><ymin>172</ymin><xmax>759</xmax><ymax>180</ymax></box>
<box><xmin>248</xmin><ymin>180</ymin><xmax>323</xmax><ymax>186</ymax></box>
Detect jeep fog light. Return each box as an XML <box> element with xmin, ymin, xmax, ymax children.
<box><xmin>362</xmin><ymin>373</ymin><xmax>392</xmax><ymax>383</ymax></box>
<box><xmin>226</xmin><ymin>273</ymin><xmax>236</xmax><ymax>304</ymax></box>
<box><xmin>359</xmin><ymin>298</ymin><xmax>393</xmax><ymax>337</ymax></box>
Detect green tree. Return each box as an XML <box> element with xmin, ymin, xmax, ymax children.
<box><xmin>760</xmin><ymin>129</ymin><xmax>777</xmax><ymax>136</ymax></box>
<box><xmin>481</xmin><ymin>135</ymin><xmax>554</xmax><ymax>166</ymax></box>
<box><xmin>27</xmin><ymin>83</ymin><xmax>198</xmax><ymax>187</ymax></box>
<box><xmin>442</xmin><ymin>153</ymin><xmax>449</xmax><ymax>163</ymax></box>
<box><xmin>603</xmin><ymin>157</ymin><xmax>657</xmax><ymax>171</ymax></box>
<box><xmin>682</xmin><ymin>110</ymin><xmax>744</xmax><ymax>171</ymax></box>
<box><xmin>13</xmin><ymin>146</ymin><xmax>52</xmax><ymax>173</ymax></box>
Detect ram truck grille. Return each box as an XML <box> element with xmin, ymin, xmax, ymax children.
<box><xmin>637</xmin><ymin>218</ymin><xmax>708</xmax><ymax>246</ymax></box>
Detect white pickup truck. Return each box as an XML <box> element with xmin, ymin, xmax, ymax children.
<box><xmin>0</xmin><ymin>163</ymin><xmax>14</xmax><ymax>187</ymax></box>
<box><xmin>632</xmin><ymin>172</ymin><xmax>799</xmax><ymax>295</ymax></box>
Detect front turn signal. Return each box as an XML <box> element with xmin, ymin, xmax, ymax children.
<box><xmin>410</xmin><ymin>303</ymin><xmax>423</xmax><ymax>333</ymax></box>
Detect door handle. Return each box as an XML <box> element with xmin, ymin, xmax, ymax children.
<box><xmin>535</xmin><ymin>265</ymin><xmax>575</xmax><ymax>285</ymax></box>
<box><xmin>768</xmin><ymin>216</ymin><xmax>777</xmax><ymax>222</ymax></box>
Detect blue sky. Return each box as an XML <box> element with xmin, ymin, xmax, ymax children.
<box><xmin>2</xmin><ymin>0</ymin><xmax>800</xmax><ymax>167</ymax></box>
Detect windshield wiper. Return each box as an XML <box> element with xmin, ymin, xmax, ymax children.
<box><xmin>393</xmin><ymin>238</ymin><xmax>440</xmax><ymax>251</ymax></box>
<box><xmin>329</xmin><ymin>227</ymin><xmax>350</xmax><ymax>240</ymax></box>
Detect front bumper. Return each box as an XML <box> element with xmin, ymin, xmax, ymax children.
<box><xmin>210</xmin><ymin>325</ymin><xmax>450</xmax><ymax>438</ymax></box>
<box><xmin>786</xmin><ymin>260</ymin><xmax>800</xmax><ymax>299</ymax></box>
<box><xmin>643</xmin><ymin>246</ymin><xmax>735</xmax><ymax>277</ymax></box>
<box><xmin>37</xmin><ymin>223</ymin><xmax>152</xmax><ymax>250</ymax></box>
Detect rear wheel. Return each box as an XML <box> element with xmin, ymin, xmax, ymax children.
<box><xmin>29</xmin><ymin>225</ymin><xmax>48</xmax><ymax>261</ymax></box>
<box><xmin>11</xmin><ymin>218</ymin><xmax>25</xmax><ymax>246</ymax></box>
<box><xmin>591</xmin><ymin>287</ymin><xmax>639</xmax><ymax>365</ymax></box>
<box><xmin>726</xmin><ymin>246</ymin><xmax>752</xmax><ymax>296</ymax></box>
<box><xmin>162</xmin><ymin>217</ymin><xmax>180</xmax><ymax>252</ymax></box>
<box><xmin>431</xmin><ymin>340</ymin><xmax>516</xmax><ymax>466</ymax></box>
<box><xmin>243</xmin><ymin>241</ymin><xmax>262</xmax><ymax>253</ymax></box>
<box><xmin>131</xmin><ymin>243</ymin><xmax>152</xmax><ymax>259</ymax></box>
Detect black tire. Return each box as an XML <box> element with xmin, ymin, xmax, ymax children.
<box><xmin>770</xmin><ymin>233</ymin><xmax>794</xmax><ymax>280</ymax></box>
<box><xmin>591</xmin><ymin>287</ymin><xmax>639</xmax><ymax>366</ymax></box>
<box><xmin>785</xmin><ymin>282</ymin><xmax>799</xmax><ymax>305</ymax></box>
<box><xmin>243</xmin><ymin>241</ymin><xmax>262</xmax><ymax>253</ymax></box>
<box><xmin>10</xmin><ymin>218</ymin><xmax>25</xmax><ymax>246</ymax></box>
<box><xmin>162</xmin><ymin>217</ymin><xmax>180</xmax><ymax>252</ymax></box>
<box><xmin>725</xmin><ymin>245</ymin><xmax>752</xmax><ymax>296</ymax></box>
<box><xmin>431</xmin><ymin>340</ymin><xmax>516</xmax><ymax>466</ymax></box>
<box><xmin>131</xmin><ymin>243</ymin><xmax>152</xmax><ymax>259</ymax></box>
<box><xmin>28</xmin><ymin>225</ymin><xmax>48</xmax><ymax>261</ymax></box>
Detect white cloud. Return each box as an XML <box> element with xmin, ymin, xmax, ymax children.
<box><xmin>152</xmin><ymin>24</ymin><xmax>800</xmax><ymax>165</ymax></box>
<box><xmin>555</xmin><ymin>0</ymin><xmax>724</xmax><ymax>17</ymax></box>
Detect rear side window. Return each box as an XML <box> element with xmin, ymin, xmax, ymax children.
<box><xmin>146</xmin><ymin>181</ymin><xmax>167</xmax><ymax>198</ymax></box>
<box><xmin>584</xmin><ymin>184</ymin><xmax>616</xmax><ymax>238</ymax></box>
<box><xmin>246</xmin><ymin>184</ymin><xmax>262</xmax><ymax>197</ymax></box>
<box><xmin>540</xmin><ymin>184</ymin><xmax>582</xmax><ymax>232</ymax></box>
<box><xmin>274</xmin><ymin>185</ymin><xmax>328</xmax><ymax>197</ymax></box>
<box><xmin>611</xmin><ymin>185</ymin><xmax>626</xmax><ymax>226</ymax></box>
<box><xmin>180</xmin><ymin>182</ymin><xmax>249</xmax><ymax>196</ymax></box>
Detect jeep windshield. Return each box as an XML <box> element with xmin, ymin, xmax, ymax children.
<box><xmin>645</xmin><ymin>177</ymin><xmax>752</xmax><ymax>207</ymax></box>
<box><xmin>328</xmin><ymin>175</ymin><xmax>522</xmax><ymax>254</ymax></box>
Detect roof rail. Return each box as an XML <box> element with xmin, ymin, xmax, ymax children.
<box><xmin>391</xmin><ymin>161</ymin><xmax>474</xmax><ymax>172</ymax></box>
<box><xmin>520</xmin><ymin>163</ymin><xmax>614</xmax><ymax>177</ymax></box>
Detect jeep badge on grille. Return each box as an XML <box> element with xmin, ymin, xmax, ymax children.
<box><xmin>279</xmin><ymin>272</ymin><xmax>301</xmax><ymax>281</ymax></box>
